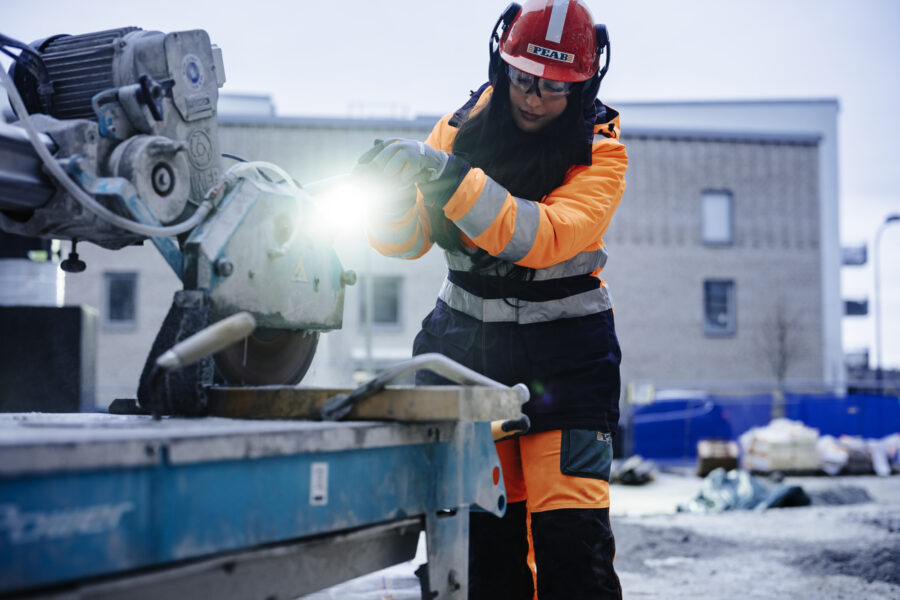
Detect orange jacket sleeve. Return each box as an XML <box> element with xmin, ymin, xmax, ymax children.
<box><xmin>442</xmin><ymin>130</ymin><xmax>627</xmax><ymax>269</ymax></box>
<box><xmin>366</xmin><ymin>114</ymin><xmax>456</xmax><ymax>259</ymax></box>
<box><xmin>368</xmin><ymin>104</ymin><xmax>628</xmax><ymax>269</ymax></box>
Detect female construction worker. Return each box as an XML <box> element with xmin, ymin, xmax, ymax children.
<box><xmin>358</xmin><ymin>1</ymin><xmax>626</xmax><ymax>597</ymax></box>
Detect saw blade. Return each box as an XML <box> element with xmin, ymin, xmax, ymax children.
<box><xmin>214</xmin><ymin>328</ymin><xmax>319</xmax><ymax>386</ymax></box>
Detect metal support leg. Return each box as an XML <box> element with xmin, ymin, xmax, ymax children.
<box><xmin>420</xmin><ymin>507</ymin><xmax>469</xmax><ymax>599</ymax></box>
<box><xmin>416</xmin><ymin>420</ymin><xmax>506</xmax><ymax>599</ymax></box>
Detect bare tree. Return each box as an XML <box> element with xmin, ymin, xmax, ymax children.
<box><xmin>756</xmin><ymin>296</ymin><xmax>807</xmax><ymax>419</ymax></box>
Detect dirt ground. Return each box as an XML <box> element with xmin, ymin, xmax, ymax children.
<box><xmin>302</xmin><ymin>472</ymin><xmax>900</xmax><ymax>599</ymax></box>
<box><xmin>612</xmin><ymin>473</ymin><xmax>900</xmax><ymax>599</ymax></box>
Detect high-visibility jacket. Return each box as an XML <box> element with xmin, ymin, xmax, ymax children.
<box><xmin>368</xmin><ymin>85</ymin><xmax>628</xmax><ymax>432</ymax></box>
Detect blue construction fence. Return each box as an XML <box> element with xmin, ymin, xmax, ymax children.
<box><xmin>630</xmin><ymin>393</ymin><xmax>900</xmax><ymax>460</ymax></box>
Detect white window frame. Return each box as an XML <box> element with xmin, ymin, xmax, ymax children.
<box><xmin>701</xmin><ymin>190</ymin><xmax>734</xmax><ymax>246</ymax></box>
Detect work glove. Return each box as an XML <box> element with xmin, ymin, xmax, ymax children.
<box><xmin>354</xmin><ymin>140</ymin><xmax>418</xmax><ymax>216</ymax></box>
<box><xmin>357</xmin><ymin>138</ymin><xmax>450</xmax><ymax>187</ymax></box>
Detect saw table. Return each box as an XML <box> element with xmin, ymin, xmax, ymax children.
<box><xmin>0</xmin><ymin>385</ymin><xmax>520</xmax><ymax>599</ymax></box>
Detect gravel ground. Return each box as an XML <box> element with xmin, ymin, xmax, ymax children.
<box><xmin>614</xmin><ymin>497</ymin><xmax>900</xmax><ymax>598</ymax></box>
<box><xmin>302</xmin><ymin>473</ymin><xmax>900</xmax><ymax>599</ymax></box>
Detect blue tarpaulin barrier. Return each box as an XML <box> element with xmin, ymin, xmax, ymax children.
<box><xmin>631</xmin><ymin>393</ymin><xmax>900</xmax><ymax>460</ymax></box>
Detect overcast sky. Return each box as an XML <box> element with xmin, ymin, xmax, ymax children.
<box><xmin>3</xmin><ymin>0</ymin><xmax>899</xmax><ymax>368</ymax></box>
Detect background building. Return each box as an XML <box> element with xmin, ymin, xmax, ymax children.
<box><xmin>55</xmin><ymin>96</ymin><xmax>844</xmax><ymax>407</ymax></box>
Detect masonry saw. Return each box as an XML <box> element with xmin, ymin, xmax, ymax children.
<box><xmin>0</xmin><ymin>27</ymin><xmax>357</xmax><ymax>414</ymax></box>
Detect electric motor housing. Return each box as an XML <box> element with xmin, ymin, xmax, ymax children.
<box><xmin>11</xmin><ymin>27</ymin><xmax>142</xmax><ymax>120</ymax></box>
<box><xmin>1</xmin><ymin>27</ymin><xmax>227</xmax><ymax>247</ymax></box>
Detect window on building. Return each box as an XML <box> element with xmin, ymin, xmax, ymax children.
<box><xmin>701</xmin><ymin>190</ymin><xmax>733</xmax><ymax>245</ymax></box>
<box><xmin>359</xmin><ymin>275</ymin><xmax>403</xmax><ymax>327</ymax></box>
<box><xmin>704</xmin><ymin>279</ymin><xmax>736</xmax><ymax>336</ymax></box>
<box><xmin>104</xmin><ymin>272</ymin><xmax>137</xmax><ymax>328</ymax></box>
<box><xmin>844</xmin><ymin>299</ymin><xmax>868</xmax><ymax>316</ymax></box>
<box><xmin>841</xmin><ymin>245</ymin><xmax>867</xmax><ymax>266</ymax></box>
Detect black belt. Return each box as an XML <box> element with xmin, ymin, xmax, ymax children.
<box><xmin>447</xmin><ymin>270</ymin><xmax>600</xmax><ymax>302</ymax></box>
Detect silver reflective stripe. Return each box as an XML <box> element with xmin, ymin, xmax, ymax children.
<box><xmin>371</xmin><ymin>217</ymin><xmax>419</xmax><ymax>248</ymax></box>
<box><xmin>444</xmin><ymin>251</ymin><xmax>476</xmax><ymax>272</ymax></box>
<box><xmin>374</xmin><ymin>223</ymin><xmax>426</xmax><ymax>259</ymax></box>
<box><xmin>455</xmin><ymin>177</ymin><xmax>509</xmax><ymax>240</ymax></box>
<box><xmin>438</xmin><ymin>278</ymin><xmax>613</xmax><ymax>324</ymax></box>
<box><xmin>444</xmin><ymin>247</ymin><xmax>607</xmax><ymax>279</ymax></box>
<box><xmin>394</xmin><ymin>230</ymin><xmax>427</xmax><ymax>258</ymax></box>
<box><xmin>545</xmin><ymin>0</ymin><xmax>570</xmax><ymax>43</ymax></box>
<box><xmin>496</xmin><ymin>198</ymin><xmax>540</xmax><ymax>263</ymax></box>
<box><xmin>532</xmin><ymin>247</ymin><xmax>608</xmax><ymax>279</ymax></box>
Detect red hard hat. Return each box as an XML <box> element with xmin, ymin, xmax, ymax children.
<box><xmin>499</xmin><ymin>0</ymin><xmax>600</xmax><ymax>82</ymax></box>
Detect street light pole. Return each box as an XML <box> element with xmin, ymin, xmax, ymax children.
<box><xmin>874</xmin><ymin>213</ymin><xmax>900</xmax><ymax>392</ymax></box>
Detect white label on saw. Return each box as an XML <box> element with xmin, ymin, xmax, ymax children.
<box><xmin>310</xmin><ymin>462</ymin><xmax>329</xmax><ymax>506</ymax></box>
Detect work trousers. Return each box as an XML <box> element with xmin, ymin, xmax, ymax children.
<box><xmin>469</xmin><ymin>430</ymin><xmax>622</xmax><ymax>600</ymax></box>
<box><xmin>411</xmin><ymin>299</ymin><xmax>623</xmax><ymax>597</ymax></box>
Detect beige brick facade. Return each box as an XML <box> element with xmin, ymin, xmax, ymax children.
<box><xmin>54</xmin><ymin>101</ymin><xmax>841</xmax><ymax>408</ymax></box>
<box><xmin>605</xmin><ymin>134</ymin><xmax>824</xmax><ymax>389</ymax></box>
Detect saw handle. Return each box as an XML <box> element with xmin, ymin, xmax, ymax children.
<box><xmin>148</xmin><ymin>312</ymin><xmax>256</xmax><ymax>420</ymax></box>
<box><xmin>491</xmin><ymin>415</ymin><xmax>531</xmax><ymax>442</ymax></box>
<box><xmin>156</xmin><ymin>312</ymin><xmax>256</xmax><ymax>370</ymax></box>
<box><xmin>320</xmin><ymin>353</ymin><xmax>530</xmax><ymax>421</ymax></box>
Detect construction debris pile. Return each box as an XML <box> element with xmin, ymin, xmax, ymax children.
<box><xmin>738</xmin><ymin>418</ymin><xmax>900</xmax><ymax>476</ymax></box>
<box><xmin>676</xmin><ymin>468</ymin><xmax>811</xmax><ymax>513</ymax></box>
<box><xmin>611</xmin><ymin>455</ymin><xmax>658</xmax><ymax>485</ymax></box>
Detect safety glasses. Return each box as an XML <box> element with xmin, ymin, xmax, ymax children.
<box><xmin>506</xmin><ymin>64</ymin><xmax>572</xmax><ymax>97</ymax></box>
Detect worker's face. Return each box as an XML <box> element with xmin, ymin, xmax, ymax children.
<box><xmin>508</xmin><ymin>82</ymin><xmax>569</xmax><ymax>133</ymax></box>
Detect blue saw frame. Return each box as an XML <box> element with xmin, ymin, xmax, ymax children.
<box><xmin>0</xmin><ymin>414</ymin><xmax>507</xmax><ymax>599</ymax></box>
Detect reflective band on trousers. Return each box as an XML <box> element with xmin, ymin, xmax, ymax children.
<box><xmin>438</xmin><ymin>277</ymin><xmax>613</xmax><ymax>324</ymax></box>
<box><xmin>444</xmin><ymin>247</ymin><xmax>608</xmax><ymax>281</ymax></box>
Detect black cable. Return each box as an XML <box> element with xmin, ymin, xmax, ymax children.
<box><xmin>0</xmin><ymin>32</ymin><xmax>53</xmax><ymax>113</ymax></box>
<box><xmin>221</xmin><ymin>153</ymin><xmax>302</xmax><ymax>189</ymax></box>
<box><xmin>223</xmin><ymin>153</ymin><xmax>282</xmax><ymax>185</ymax></box>
<box><xmin>1</xmin><ymin>47</ymin><xmax>43</xmax><ymax>84</ymax></box>
<box><xmin>0</xmin><ymin>33</ymin><xmax>47</xmax><ymax>75</ymax></box>
<box><xmin>0</xmin><ymin>33</ymin><xmax>41</xmax><ymax>59</ymax></box>
<box><xmin>256</xmin><ymin>168</ymin><xmax>277</xmax><ymax>184</ymax></box>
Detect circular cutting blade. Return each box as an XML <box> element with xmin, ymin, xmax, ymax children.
<box><xmin>214</xmin><ymin>328</ymin><xmax>319</xmax><ymax>386</ymax></box>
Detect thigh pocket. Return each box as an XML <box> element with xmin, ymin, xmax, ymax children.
<box><xmin>560</xmin><ymin>430</ymin><xmax>613</xmax><ymax>481</ymax></box>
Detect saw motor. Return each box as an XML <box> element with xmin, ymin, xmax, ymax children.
<box><xmin>0</xmin><ymin>27</ymin><xmax>355</xmax><ymax>411</ymax></box>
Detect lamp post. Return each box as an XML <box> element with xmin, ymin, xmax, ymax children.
<box><xmin>874</xmin><ymin>213</ymin><xmax>900</xmax><ymax>391</ymax></box>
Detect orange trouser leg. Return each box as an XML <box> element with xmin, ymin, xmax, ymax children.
<box><xmin>521</xmin><ymin>431</ymin><xmax>619</xmax><ymax>599</ymax></box>
<box><xmin>518</xmin><ymin>430</ymin><xmax>610</xmax><ymax>511</ymax></box>
<box><xmin>475</xmin><ymin>432</ymin><xmax>619</xmax><ymax>599</ymax></box>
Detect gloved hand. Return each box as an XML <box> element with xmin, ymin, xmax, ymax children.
<box><xmin>357</xmin><ymin>138</ymin><xmax>450</xmax><ymax>187</ymax></box>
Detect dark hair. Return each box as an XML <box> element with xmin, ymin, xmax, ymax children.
<box><xmin>426</xmin><ymin>67</ymin><xmax>589</xmax><ymax>275</ymax></box>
